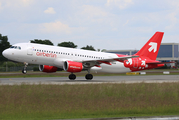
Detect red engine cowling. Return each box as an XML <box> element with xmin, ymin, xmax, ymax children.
<box><xmin>63</xmin><ymin>61</ymin><xmax>83</xmax><ymax>72</ymax></box>
<box><xmin>39</xmin><ymin>65</ymin><xmax>58</xmax><ymax>73</ymax></box>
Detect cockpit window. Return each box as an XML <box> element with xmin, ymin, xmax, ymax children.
<box><xmin>10</xmin><ymin>46</ymin><xmax>21</xmax><ymax>50</ymax></box>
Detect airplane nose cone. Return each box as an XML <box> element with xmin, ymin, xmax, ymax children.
<box><xmin>2</xmin><ymin>49</ymin><xmax>9</xmax><ymax>58</ymax></box>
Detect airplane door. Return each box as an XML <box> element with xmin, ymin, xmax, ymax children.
<box><xmin>27</xmin><ymin>48</ymin><xmax>33</xmax><ymax>55</ymax></box>
<box><xmin>26</xmin><ymin>45</ymin><xmax>38</xmax><ymax>62</ymax></box>
<box><xmin>27</xmin><ymin>45</ymin><xmax>33</xmax><ymax>55</ymax></box>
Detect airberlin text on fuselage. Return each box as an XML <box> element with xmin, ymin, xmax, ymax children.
<box><xmin>36</xmin><ymin>52</ymin><xmax>57</xmax><ymax>58</ymax></box>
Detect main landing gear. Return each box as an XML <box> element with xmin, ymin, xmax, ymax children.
<box><xmin>69</xmin><ymin>73</ymin><xmax>76</xmax><ymax>80</ymax></box>
<box><xmin>85</xmin><ymin>74</ymin><xmax>93</xmax><ymax>80</ymax></box>
<box><xmin>22</xmin><ymin>62</ymin><xmax>28</xmax><ymax>74</ymax></box>
<box><xmin>69</xmin><ymin>69</ymin><xmax>93</xmax><ymax>80</ymax></box>
<box><xmin>85</xmin><ymin>69</ymin><xmax>93</xmax><ymax>80</ymax></box>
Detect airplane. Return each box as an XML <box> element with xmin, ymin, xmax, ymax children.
<box><xmin>2</xmin><ymin>32</ymin><xmax>170</xmax><ymax>80</ymax></box>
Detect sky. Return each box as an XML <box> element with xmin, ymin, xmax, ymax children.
<box><xmin>0</xmin><ymin>0</ymin><xmax>179</xmax><ymax>50</ymax></box>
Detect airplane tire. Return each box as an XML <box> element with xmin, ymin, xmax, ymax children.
<box><xmin>69</xmin><ymin>74</ymin><xmax>76</xmax><ymax>80</ymax></box>
<box><xmin>85</xmin><ymin>74</ymin><xmax>93</xmax><ymax>80</ymax></box>
<box><xmin>22</xmin><ymin>68</ymin><xmax>27</xmax><ymax>74</ymax></box>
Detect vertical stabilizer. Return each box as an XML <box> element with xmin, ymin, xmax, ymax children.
<box><xmin>135</xmin><ymin>32</ymin><xmax>164</xmax><ymax>60</ymax></box>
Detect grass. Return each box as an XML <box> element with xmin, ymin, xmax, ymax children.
<box><xmin>0</xmin><ymin>83</ymin><xmax>179</xmax><ymax>119</ymax></box>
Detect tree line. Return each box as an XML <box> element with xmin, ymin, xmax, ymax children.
<box><xmin>30</xmin><ymin>39</ymin><xmax>96</xmax><ymax>51</ymax></box>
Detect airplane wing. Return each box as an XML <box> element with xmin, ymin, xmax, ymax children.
<box><xmin>84</xmin><ymin>55</ymin><xmax>138</xmax><ymax>62</ymax></box>
<box><xmin>77</xmin><ymin>55</ymin><xmax>139</xmax><ymax>67</ymax></box>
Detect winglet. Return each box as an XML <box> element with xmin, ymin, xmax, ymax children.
<box><xmin>135</xmin><ymin>32</ymin><xmax>164</xmax><ymax>60</ymax></box>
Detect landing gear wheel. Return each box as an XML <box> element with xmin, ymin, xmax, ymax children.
<box><xmin>69</xmin><ymin>74</ymin><xmax>76</xmax><ymax>80</ymax></box>
<box><xmin>85</xmin><ymin>74</ymin><xmax>93</xmax><ymax>80</ymax></box>
<box><xmin>22</xmin><ymin>68</ymin><xmax>27</xmax><ymax>74</ymax></box>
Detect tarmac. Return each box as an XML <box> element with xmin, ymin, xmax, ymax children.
<box><xmin>0</xmin><ymin>75</ymin><xmax>179</xmax><ymax>85</ymax></box>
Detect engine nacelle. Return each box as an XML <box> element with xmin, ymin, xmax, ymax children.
<box><xmin>124</xmin><ymin>58</ymin><xmax>146</xmax><ymax>68</ymax></box>
<box><xmin>63</xmin><ymin>61</ymin><xmax>83</xmax><ymax>73</ymax></box>
<box><xmin>39</xmin><ymin>65</ymin><xmax>58</xmax><ymax>73</ymax></box>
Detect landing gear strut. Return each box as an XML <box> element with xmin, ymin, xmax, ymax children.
<box><xmin>22</xmin><ymin>62</ymin><xmax>28</xmax><ymax>74</ymax></box>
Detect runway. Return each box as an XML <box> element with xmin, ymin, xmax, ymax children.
<box><xmin>0</xmin><ymin>75</ymin><xmax>179</xmax><ymax>85</ymax></box>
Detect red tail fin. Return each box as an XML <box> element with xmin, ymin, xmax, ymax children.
<box><xmin>135</xmin><ymin>32</ymin><xmax>164</xmax><ymax>60</ymax></box>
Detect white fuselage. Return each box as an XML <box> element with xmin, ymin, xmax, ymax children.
<box><xmin>2</xmin><ymin>43</ymin><xmax>131</xmax><ymax>73</ymax></box>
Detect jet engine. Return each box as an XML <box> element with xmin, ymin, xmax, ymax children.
<box><xmin>39</xmin><ymin>65</ymin><xmax>58</xmax><ymax>73</ymax></box>
<box><xmin>63</xmin><ymin>61</ymin><xmax>83</xmax><ymax>72</ymax></box>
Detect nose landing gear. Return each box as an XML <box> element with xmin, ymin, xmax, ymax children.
<box><xmin>22</xmin><ymin>62</ymin><xmax>28</xmax><ymax>74</ymax></box>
